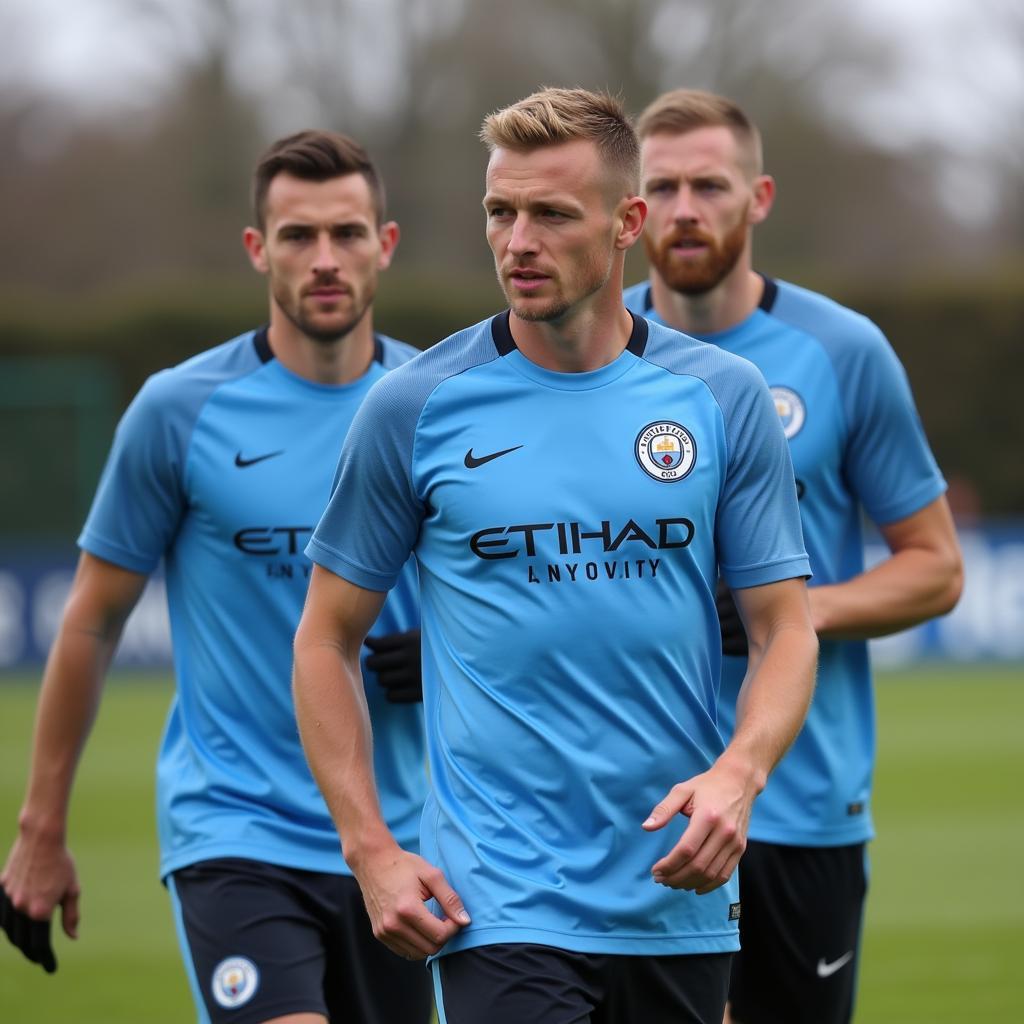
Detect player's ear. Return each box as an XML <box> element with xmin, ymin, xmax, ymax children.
<box><xmin>243</xmin><ymin>226</ymin><xmax>269</xmax><ymax>274</ymax></box>
<box><xmin>615</xmin><ymin>195</ymin><xmax>648</xmax><ymax>252</ymax></box>
<box><xmin>377</xmin><ymin>221</ymin><xmax>400</xmax><ymax>271</ymax></box>
<box><xmin>749</xmin><ymin>175</ymin><xmax>775</xmax><ymax>226</ymax></box>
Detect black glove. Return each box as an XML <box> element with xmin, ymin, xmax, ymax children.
<box><xmin>0</xmin><ymin>882</ymin><xmax>57</xmax><ymax>974</ymax></box>
<box><xmin>715</xmin><ymin>578</ymin><xmax>749</xmax><ymax>657</ymax></box>
<box><xmin>364</xmin><ymin>628</ymin><xmax>423</xmax><ymax>704</ymax></box>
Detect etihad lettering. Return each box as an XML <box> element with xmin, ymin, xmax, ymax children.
<box><xmin>470</xmin><ymin>517</ymin><xmax>694</xmax><ymax>561</ymax></box>
<box><xmin>234</xmin><ymin>526</ymin><xmax>313</xmax><ymax>556</ymax></box>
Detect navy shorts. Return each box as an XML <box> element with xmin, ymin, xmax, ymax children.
<box><xmin>432</xmin><ymin>942</ymin><xmax>732</xmax><ymax>1024</ymax></box>
<box><xmin>168</xmin><ymin>857</ymin><xmax>433</xmax><ymax>1024</ymax></box>
<box><xmin>729</xmin><ymin>840</ymin><xmax>868</xmax><ymax>1024</ymax></box>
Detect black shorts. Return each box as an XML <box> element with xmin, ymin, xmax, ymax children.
<box><xmin>728</xmin><ymin>840</ymin><xmax>868</xmax><ymax>1024</ymax></box>
<box><xmin>168</xmin><ymin>857</ymin><xmax>433</xmax><ymax>1024</ymax></box>
<box><xmin>432</xmin><ymin>942</ymin><xmax>732</xmax><ymax>1024</ymax></box>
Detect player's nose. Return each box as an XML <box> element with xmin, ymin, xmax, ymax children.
<box><xmin>672</xmin><ymin>187</ymin><xmax>699</xmax><ymax>225</ymax></box>
<box><xmin>312</xmin><ymin>231</ymin><xmax>340</xmax><ymax>273</ymax></box>
<box><xmin>507</xmin><ymin>214</ymin><xmax>539</xmax><ymax>257</ymax></box>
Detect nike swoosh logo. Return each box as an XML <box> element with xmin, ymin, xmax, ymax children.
<box><xmin>464</xmin><ymin>445</ymin><xmax>524</xmax><ymax>469</ymax></box>
<box><xmin>816</xmin><ymin>951</ymin><xmax>854</xmax><ymax>978</ymax></box>
<box><xmin>235</xmin><ymin>450</ymin><xmax>284</xmax><ymax>468</ymax></box>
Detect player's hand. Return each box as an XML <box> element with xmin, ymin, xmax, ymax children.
<box><xmin>0</xmin><ymin>883</ymin><xmax>57</xmax><ymax>973</ymax></box>
<box><xmin>0</xmin><ymin>834</ymin><xmax>80</xmax><ymax>973</ymax></box>
<box><xmin>642</xmin><ymin>756</ymin><xmax>758</xmax><ymax>895</ymax></box>
<box><xmin>354</xmin><ymin>846</ymin><xmax>470</xmax><ymax>960</ymax></box>
<box><xmin>716</xmin><ymin>579</ymin><xmax>749</xmax><ymax>657</ymax></box>
<box><xmin>365</xmin><ymin>628</ymin><xmax>423</xmax><ymax>704</ymax></box>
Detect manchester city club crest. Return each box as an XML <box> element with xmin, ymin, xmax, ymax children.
<box><xmin>771</xmin><ymin>386</ymin><xmax>806</xmax><ymax>439</ymax></box>
<box><xmin>635</xmin><ymin>421</ymin><xmax>697</xmax><ymax>482</ymax></box>
<box><xmin>212</xmin><ymin>956</ymin><xmax>260</xmax><ymax>1009</ymax></box>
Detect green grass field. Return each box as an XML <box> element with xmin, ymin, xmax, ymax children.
<box><xmin>1</xmin><ymin>666</ymin><xmax>1022</xmax><ymax>1022</ymax></box>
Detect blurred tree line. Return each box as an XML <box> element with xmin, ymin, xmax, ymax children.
<box><xmin>0</xmin><ymin>0</ymin><xmax>1021</xmax><ymax>534</ymax></box>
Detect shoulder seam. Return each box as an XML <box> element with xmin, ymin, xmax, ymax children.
<box><xmin>178</xmin><ymin>343</ymin><xmax>269</xmax><ymax>496</ymax></box>
<box><xmin>409</xmin><ymin>353</ymin><xmax>504</xmax><ymax>497</ymax></box>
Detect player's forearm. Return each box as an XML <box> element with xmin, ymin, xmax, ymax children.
<box><xmin>810</xmin><ymin>545</ymin><xmax>962</xmax><ymax>641</ymax></box>
<box><xmin>19</xmin><ymin>623</ymin><xmax>120</xmax><ymax>838</ymax></box>
<box><xmin>19</xmin><ymin>553</ymin><xmax>147</xmax><ymax>838</ymax></box>
<box><xmin>293</xmin><ymin>637</ymin><xmax>397</xmax><ymax>869</ymax></box>
<box><xmin>726</xmin><ymin>621</ymin><xmax>818</xmax><ymax>784</ymax></box>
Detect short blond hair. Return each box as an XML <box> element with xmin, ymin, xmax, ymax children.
<box><xmin>636</xmin><ymin>89</ymin><xmax>763</xmax><ymax>177</ymax></box>
<box><xmin>480</xmin><ymin>87</ymin><xmax>640</xmax><ymax>195</ymax></box>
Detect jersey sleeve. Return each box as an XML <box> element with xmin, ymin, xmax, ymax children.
<box><xmin>307</xmin><ymin>372</ymin><xmax>425</xmax><ymax>592</ymax></box>
<box><xmin>78</xmin><ymin>373</ymin><xmax>190</xmax><ymax>573</ymax></box>
<box><xmin>837</xmin><ymin>326</ymin><xmax>946</xmax><ymax>525</ymax></box>
<box><xmin>714</xmin><ymin>363</ymin><xmax>811</xmax><ymax>589</ymax></box>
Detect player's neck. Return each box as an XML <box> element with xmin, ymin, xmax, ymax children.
<box><xmin>509</xmin><ymin>287</ymin><xmax>635</xmax><ymax>374</ymax></box>
<box><xmin>649</xmin><ymin>267</ymin><xmax>763</xmax><ymax>337</ymax></box>
<box><xmin>266</xmin><ymin>311</ymin><xmax>376</xmax><ymax>386</ymax></box>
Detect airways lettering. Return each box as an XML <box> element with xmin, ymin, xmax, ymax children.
<box><xmin>528</xmin><ymin>559</ymin><xmax>662</xmax><ymax>584</ymax></box>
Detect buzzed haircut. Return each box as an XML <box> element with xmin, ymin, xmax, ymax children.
<box><xmin>636</xmin><ymin>89</ymin><xmax>763</xmax><ymax>177</ymax></box>
<box><xmin>251</xmin><ymin>129</ymin><xmax>386</xmax><ymax>229</ymax></box>
<box><xmin>480</xmin><ymin>87</ymin><xmax>640</xmax><ymax>196</ymax></box>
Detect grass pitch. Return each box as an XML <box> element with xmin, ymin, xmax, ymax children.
<box><xmin>1</xmin><ymin>665</ymin><xmax>1022</xmax><ymax>1022</ymax></box>
<box><xmin>0</xmin><ymin>674</ymin><xmax>190</xmax><ymax>1022</ymax></box>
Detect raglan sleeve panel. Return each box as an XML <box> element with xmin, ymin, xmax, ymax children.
<box><xmin>78</xmin><ymin>371</ymin><xmax>191</xmax><ymax>574</ymax></box>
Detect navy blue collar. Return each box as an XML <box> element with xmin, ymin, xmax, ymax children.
<box><xmin>490</xmin><ymin>308</ymin><xmax>648</xmax><ymax>359</ymax></box>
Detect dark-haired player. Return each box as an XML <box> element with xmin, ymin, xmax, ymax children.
<box><xmin>1</xmin><ymin>130</ymin><xmax>432</xmax><ymax>1024</ymax></box>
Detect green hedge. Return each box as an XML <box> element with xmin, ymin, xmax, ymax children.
<box><xmin>1</xmin><ymin>272</ymin><xmax>1020</xmax><ymax>540</ymax></box>
<box><xmin>842</xmin><ymin>279</ymin><xmax>1023</xmax><ymax>518</ymax></box>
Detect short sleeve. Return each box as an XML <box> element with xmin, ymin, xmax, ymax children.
<box><xmin>78</xmin><ymin>375</ymin><xmax>188</xmax><ymax>573</ymax></box>
<box><xmin>838</xmin><ymin>329</ymin><xmax>945</xmax><ymax>525</ymax></box>
<box><xmin>307</xmin><ymin>374</ymin><xmax>426</xmax><ymax>592</ymax></box>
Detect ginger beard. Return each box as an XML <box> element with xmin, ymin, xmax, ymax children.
<box><xmin>645</xmin><ymin>203</ymin><xmax>750</xmax><ymax>296</ymax></box>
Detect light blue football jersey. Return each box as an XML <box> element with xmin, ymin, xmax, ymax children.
<box><xmin>625</xmin><ymin>278</ymin><xmax>946</xmax><ymax>846</ymax></box>
<box><xmin>79</xmin><ymin>328</ymin><xmax>426</xmax><ymax>878</ymax></box>
<box><xmin>308</xmin><ymin>311</ymin><xmax>809</xmax><ymax>957</ymax></box>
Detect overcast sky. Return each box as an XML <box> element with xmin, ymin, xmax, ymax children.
<box><xmin>4</xmin><ymin>0</ymin><xmax>1019</xmax><ymax>131</ymax></box>
<box><xmin>2</xmin><ymin>0</ymin><xmax>1020</xmax><ymax>224</ymax></box>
